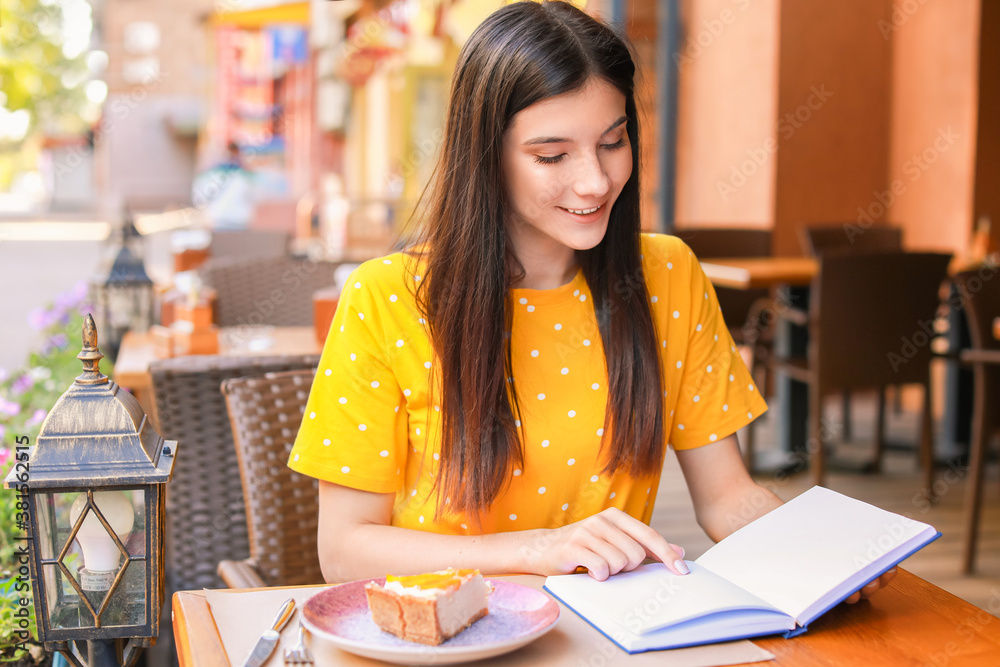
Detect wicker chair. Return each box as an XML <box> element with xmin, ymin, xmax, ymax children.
<box><xmin>149</xmin><ymin>354</ymin><xmax>320</xmax><ymax>590</ymax></box>
<box><xmin>799</xmin><ymin>224</ymin><xmax>905</xmax><ymax>440</ymax></box>
<box><xmin>771</xmin><ymin>251</ymin><xmax>951</xmax><ymax>488</ymax></box>
<box><xmin>198</xmin><ymin>256</ymin><xmax>339</xmax><ymax>327</ymax></box>
<box><xmin>217</xmin><ymin>370</ymin><xmax>323</xmax><ymax>589</ymax></box>
<box><xmin>800</xmin><ymin>224</ymin><xmax>903</xmax><ymax>256</ymax></box>
<box><xmin>210</xmin><ymin>229</ymin><xmax>290</xmax><ymax>260</ymax></box>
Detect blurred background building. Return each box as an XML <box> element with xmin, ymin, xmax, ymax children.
<box><xmin>1</xmin><ymin>0</ymin><xmax>998</xmax><ymax>358</ymax></box>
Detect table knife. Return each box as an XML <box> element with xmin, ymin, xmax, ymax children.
<box><xmin>243</xmin><ymin>597</ymin><xmax>296</xmax><ymax>667</ymax></box>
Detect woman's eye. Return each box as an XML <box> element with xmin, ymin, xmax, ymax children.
<box><xmin>533</xmin><ymin>154</ymin><xmax>566</xmax><ymax>165</ymax></box>
<box><xmin>601</xmin><ymin>138</ymin><xmax>627</xmax><ymax>150</ymax></box>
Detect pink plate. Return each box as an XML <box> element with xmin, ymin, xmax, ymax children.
<box><xmin>301</xmin><ymin>578</ymin><xmax>561</xmax><ymax>665</ymax></box>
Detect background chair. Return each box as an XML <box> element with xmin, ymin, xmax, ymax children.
<box><xmin>198</xmin><ymin>255</ymin><xmax>339</xmax><ymax>326</ymax></box>
<box><xmin>145</xmin><ymin>353</ymin><xmax>319</xmax><ymax>665</ymax></box>
<box><xmin>951</xmin><ymin>267</ymin><xmax>1000</xmax><ymax>574</ymax></box>
<box><xmin>209</xmin><ymin>229</ymin><xmax>291</xmax><ymax>260</ymax></box>
<box><xmin>675</xmin><ymin>228</ymin><xmax>773</xmax><ymax>468</ymax></box>
<box><xmin>150</xmin><ymin>353</ymin><xmax>321</xmax><ymax>592</ymax></box>
<box><xmin>799</xmin><ymin>224</ymin><xmax>903</xmax><ymax>256</ymax></box>
<box><xmin>217</xmin><ymin>370</ymin><xmax>323</xmax><ymax>588</ymax></box>
<box><xmin>799</xmin><ymin>224</ymin><xmax>906</xmax><ymax>439</ymax></box>
<box><xmin>772</xmin><ymin>251</ymin><xmax>951</xmax><ymax>488</ymax></box>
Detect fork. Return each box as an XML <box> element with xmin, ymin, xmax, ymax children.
<box><xmin>283</xmin><ymin>619</ymin><xmax>314</xmax><ymax>665</ymax></box>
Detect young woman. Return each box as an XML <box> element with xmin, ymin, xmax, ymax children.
<box><xmin>289</xmin><ymin>0</ymin><xmax>892</xmax><ymax>601</ymax></box>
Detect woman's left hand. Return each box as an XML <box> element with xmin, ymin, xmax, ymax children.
<box><xmin>843</xmin><ymin>567</ymin><xmax>897</xmax><ymax>604</ymax></box>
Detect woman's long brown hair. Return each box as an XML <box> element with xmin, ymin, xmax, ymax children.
<box><xmin>412</xmin><ymin>0</ymin><xmax>664</xmax><ymax>518</ymax></box>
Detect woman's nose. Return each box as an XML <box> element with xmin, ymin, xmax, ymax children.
<box><xmin>572</xmin><ymin>153</ymin><xmax>612</xmax><ymax>199</ymax></box>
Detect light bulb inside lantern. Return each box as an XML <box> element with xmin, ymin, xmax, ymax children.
<box><xmin>69</xmin><ymin>491</ymin><xmax>135</xmax><ymax>575</ymax></box>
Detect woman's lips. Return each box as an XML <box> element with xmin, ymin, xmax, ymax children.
<box><xmin>558</xmin><ymin>204</ymin><xmax>605</xmax><ymax>222</ymax></box>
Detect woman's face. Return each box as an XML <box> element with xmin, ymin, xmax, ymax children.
<box><xmin>501</xmin><ymin>77</ymin><xmax>632</xmax><ymax>266</ymax></box>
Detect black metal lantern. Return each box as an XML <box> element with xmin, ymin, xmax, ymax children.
<box><xmin>89</xmin><ymin>216</ymin><xmax>154</xmax><ymax>361</ymax></box>
<box><xmin>3</xmin><ymin>315</ymin><xmax>176</xmax><ymax>667</ymax></box>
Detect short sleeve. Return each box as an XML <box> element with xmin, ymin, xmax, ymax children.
<box><xmin>664</xmin><ymin>241</ymin><xmax>769</xmax><ymax>450</ymax></box>
<box><xmin>288</xmin><ymin>262</ymin><xmax>409</xmax><ymax>493</ymax></box>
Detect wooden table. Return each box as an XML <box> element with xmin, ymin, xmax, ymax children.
<box><xmin>113</xmin><ymin>326</ymin><xmax>321</xmax><ymax>415</ymax></box>
<box><xmin>172</xmin><ymin>570</ymin><xmax>1000</xmax><ymax>666</ymax></box>
<box><xmin>699</xmin><ymin>257</ymin><xmax>817</xmax><ymax>289</ymax></box>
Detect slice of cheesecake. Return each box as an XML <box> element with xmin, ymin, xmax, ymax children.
<box><xmin>364</xmin><ymin>568</ymin><xmax>491</xmax><ymax>645</ymax></box>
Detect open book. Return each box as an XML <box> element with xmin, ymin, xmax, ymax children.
<box><xmin>543</xmin><ymin>486</ymin><xmax>940</xmax><ymax>653</ymax></box>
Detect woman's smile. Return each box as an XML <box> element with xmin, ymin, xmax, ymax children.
<box><xmin>502</xmin><ymin>77</ymin><xmax>633</xmax><ymax>289</ymax></box>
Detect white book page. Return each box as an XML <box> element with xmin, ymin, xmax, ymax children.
<box><xmin>582</xmin><ymin>602</ymin><xmax>795</xmax><ymax>652</ymax></box>
<box><xmin>695</xmin><ymin>486</ymin><xmax>936</xmax><ymax>622</ymax></box>
<box><xmin>544</xmin><ymin>562</ymin><xmax>785</xmax><ymax>635</ymax></box>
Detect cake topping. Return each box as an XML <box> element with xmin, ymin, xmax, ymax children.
<box><xmin>386</xmin><ymin>568</ymin><xmax>479</xmax><ymax>591</ymax></box>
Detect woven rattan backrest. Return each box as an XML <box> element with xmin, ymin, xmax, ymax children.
<box><xmin>210</xmin><ymin>229</ymin><xmax>290</xmax><ymax>259</ymax></box>
<box><xmin>222</xmin><ymin>370</ymin><xmax>323</xmax><ymax>586</ymax></box>
<box><xmin>149</xmin><ymin>353</ymin><xmax>320</xmax><ymax>592</ymax></box>
<box><xmin>812</xmin><ymin>251</ymin><xmax>950</xmax><ymax>390</ymax></box>
<box><xmin>800</xmin><ymin>225</ymin><xmax>903</xmax><ymax>256</ymax></box>
<box><xmin>198</xmin><ymin>256</ymin><xmax>338</xmax><ymax>327</ymax></box>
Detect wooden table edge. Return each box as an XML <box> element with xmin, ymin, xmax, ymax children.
<box><xmin>173</xmin><ymin>584</ymin><xmax>329</xmax><ymax>667</ymax></box>
<box><xmin>172</xmin><ymin>570</ymin><xmax>1000</xmax><ymax>667</ymax></box>
<box><xmin>699</xmin><ymin>257</ymin><xmax>818</xmax><ymax>290</ymax></box>
<box><xmin>173</xmin><ymin>590</ymin><xmax>227</xmax><ymax>667</ymax></box>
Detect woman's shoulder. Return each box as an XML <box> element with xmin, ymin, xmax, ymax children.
<box><xmin>640</xmin><ymin>233</ymin><xmax>697</xmax><ymax>275</ymax></box>
<box><xmin>346</xmin><ymin>249</ymin><xmax>425</xmax><ymax>296</ymax></box>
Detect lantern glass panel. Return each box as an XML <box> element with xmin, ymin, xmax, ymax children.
<box><xmin>37</xmin><ymin>490</ymin><xmax>148</xmax><ymax>630</ymax></box>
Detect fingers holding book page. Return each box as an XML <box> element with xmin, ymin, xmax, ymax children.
<box><xmin>843</xmin><ymin>566</ymin><xmax>898</xmax><ymax>604</ymax></box>
<box><xmin>526</xmin><ymin>507</ymin><xmax>688</xmax><ymax>581</ymax></box>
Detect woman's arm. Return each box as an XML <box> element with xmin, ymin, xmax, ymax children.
<box><xmin>675</xmin><ymin>433</ymin><xmax>782</xmax><ymax>541</ymax></box>
<box><xmin>318</xmin><ymin>481</ymin><xmax>688</xmax><ymax>583</ymax></box>
<box><xmin>674</xmin><ymin>434</ymin><xmax>895</xmax><ymax>602</ymax></box>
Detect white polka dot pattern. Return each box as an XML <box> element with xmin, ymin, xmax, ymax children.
<box><xmin>287</xmin><ymin>235</ymin><xmax>768</xmax><ymax>536</ymax></box>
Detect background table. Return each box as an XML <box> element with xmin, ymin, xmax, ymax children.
<box><xmin>113</xmin><ymin>325</ymin><xmax>321</xmax><ymax>417</ymax></box>
<box><xmin>173</xmin><ymin>569</ymin><xmax>1000</xmax><ymax>666</ymax></box>
<box><xmin>699</xmin><ymin>257</ymin><xmax>817</xmax><ymax>289</ymax></box>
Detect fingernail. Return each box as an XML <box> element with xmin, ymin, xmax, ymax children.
<box><xmin>673</xmin><ymin>559</ymin><xmax>689</xmax><ymax>575</ymax></box>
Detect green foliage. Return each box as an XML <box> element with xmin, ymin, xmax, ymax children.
<box><xmin>0</xmin><ymin>282</ymin><xmax>113</xmax><ymax>659</ymax></box>
<box><xmin>0</xmin><ymin>0</ymin><xmax>90</xmax><ymax>141</ymax></box>
<box><xmin>0</xmin><ymin>578</ymin><xmax>35</xmax><ymax>663</ymax></box>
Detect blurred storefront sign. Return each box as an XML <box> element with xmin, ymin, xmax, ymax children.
<box><xmin>210</xmin><ymin>2</ymin><xmax>310</xmax><ymax>29</ymax></box>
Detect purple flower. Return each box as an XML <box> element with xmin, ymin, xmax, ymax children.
<box><xmin>25</xmin><ymin>409</ymin><xmax>46</xmax><ymax>427</ymax></box>
<box><xmin>0</xmin><ymin>398</ymin><xmax>20</xmax><ymax>417</ymax></box>
<box><xmin>0</xmin><ymin>446</ymin><xmax>9</xmax><ymax>470</ymax></box>
<box><xmin>55</xmin><ymin>292</ymin><xmax>77</xmax><ymax>312</ymax></box>
<box><xmin>0</xmin><ymin>368</ymin><xmax>7</xmax><ymax>383</ymax></box>
<box><xmin>28</xmin><ymin>307</ymin><xmax>54</xmax><ymax>331</ymax></box>
<box><xmin>0</xmin><ymin>426</ymin><xmax>5</xmax><ymax>443</ymax></box>
<box><xmin>49</xmin><ymin>333</ymin><xmax>69</xmax><ymax>350</ymax></box>
<box><xmin>11</xmin><ymin>374</ymin><xmax>34</xmax><ymax>395</ymax></box>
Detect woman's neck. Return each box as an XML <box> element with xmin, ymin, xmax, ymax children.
<box><xmin>511</xmin><ymin>247</ymin><xmax>579</xmax><ymax>290</ymax></box>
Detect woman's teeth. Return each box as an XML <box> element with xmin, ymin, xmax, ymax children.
<box><xmin>564</xmin><ymin>206</ymin><xmax>601</xmax><ymax>215</ymax></box>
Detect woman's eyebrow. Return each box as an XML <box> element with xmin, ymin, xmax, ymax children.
<box><xmin>521</xmin><ymin>116</ymin><xmax>628</xmax><ymax>146</ymax></box>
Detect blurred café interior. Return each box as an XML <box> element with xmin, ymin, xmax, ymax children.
<box><xmin>6</xmin><ymin>0</ymin><xmax>1000</xmax><ymax>662</ymax></box>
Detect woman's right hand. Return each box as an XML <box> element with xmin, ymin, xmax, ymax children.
<box><xmin>516</xmin><ymin>507</ymin><xmax>688</xmax><ymax>581</ymax></box>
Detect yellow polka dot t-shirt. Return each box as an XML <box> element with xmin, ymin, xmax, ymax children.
<box><xmin>288</xmin><ymin>233</ymin><xmax>767</xmax><ymax>534</ymax></box>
